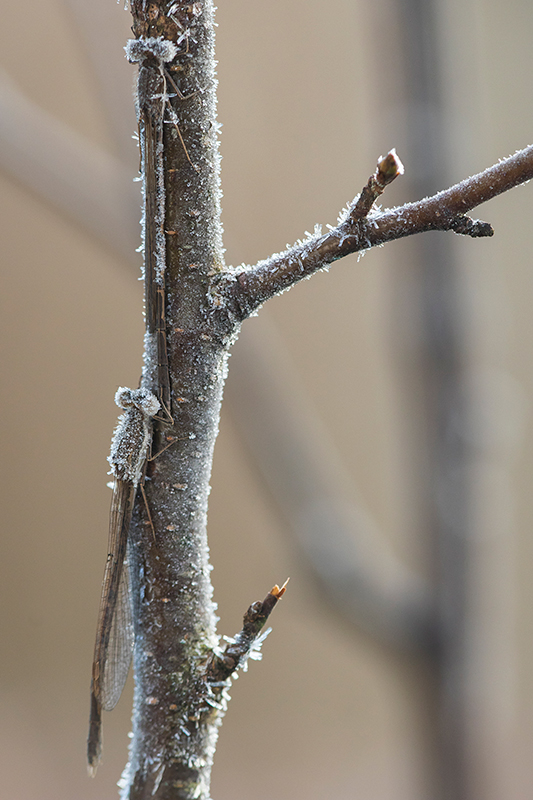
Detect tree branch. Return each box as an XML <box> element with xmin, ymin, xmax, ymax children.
<box><xmin>214</xmin><ymin>145</ymin><xmax>533</xmax><ymax>320</ymax></box>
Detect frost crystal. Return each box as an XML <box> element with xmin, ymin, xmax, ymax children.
<box><xmin>125</xmin><ymin>38</ymin><xmax>178</xmax><ymax>65</ymax></box>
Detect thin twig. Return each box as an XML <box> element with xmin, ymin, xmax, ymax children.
<box><xmin>349</xmin><ymin>149</ymin><xmax>405</xmax><ymax>220</ymax></box>
<box><xmin>207</xmin><ymin>581</ymin><xmax>289</xmax><ymax>684</ymax></box>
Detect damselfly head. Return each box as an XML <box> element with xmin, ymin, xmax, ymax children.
<box><xmin>115</xmin><ymin>387</ymin><xmax>161</xmax><ymax>417</ymax></box>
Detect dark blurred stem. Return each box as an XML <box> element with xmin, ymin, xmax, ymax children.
<box><xmin>395</xmin><ymin>2</ymin><xmax>471</xmax><ymax>797</ymax></box>
<box><xmin>226</xmin><ymin>317</ymin><xmax>437</xmax><ymax>652</ymax></box>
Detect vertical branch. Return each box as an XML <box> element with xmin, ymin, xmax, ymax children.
<box><xmin>394</xmin><ymin>3</ymin><xmax>470</xmax><ymax>797</ymax></box>
<box><xmin>121</xmin><ymin>3</ymin><xmax>230</xmax><ymax>799</ymax></box>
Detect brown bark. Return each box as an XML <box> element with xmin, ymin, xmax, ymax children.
<box><xmin>122</xmin><ymin>3</ymin><xmax>227</xmax><ymax>797</ymax></box>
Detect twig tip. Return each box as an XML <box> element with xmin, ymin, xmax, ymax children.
<box><xmin>377</xmin><ymin>149</ymin><xmax>404</xmax><ymax>184</ymax></box>
<box><xmin>270</xmin><ymin>578</ymin><xmax>290</xmax><ymax>599</ymax></box>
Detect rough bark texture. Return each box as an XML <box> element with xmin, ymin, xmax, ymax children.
<box><xmin>122</xmin><ymin>3</ymin><xmax>229</xmax><ymax>798</ymax></box>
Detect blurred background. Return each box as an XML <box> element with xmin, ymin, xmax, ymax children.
<box><xmin>0</xmin><ymin>1</ymin><xmax>532</xmax><ymax>798</ymax></box>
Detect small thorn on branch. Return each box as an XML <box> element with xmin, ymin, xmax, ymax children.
<box><xmin>350</xmin><ymin>148</ymin><xmax>405</xmax><ymax>221</ymax></box>
<box><xmin>207</xmin><ymin>579</ymin><xmax>289</xmax><ymax>683</ymax></box>
<box><xmin>448</xmin><ymin>214</ymin><xmax>494</xmax><ymax>238</ymax></box>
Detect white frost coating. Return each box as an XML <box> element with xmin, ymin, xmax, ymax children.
<box><xmin>337</xmin><ymin>199</ymin><xmax>355</xmax><ymax>225</ymax></box>
<box><xmin>120</xmin><ymin>5</ymin><xmax>228</xmax><ymax>797</ymax></box>
<box><xmin>199</xmin><ymin>2</ymin><xmax>225</xmax><ymax>274</ymax></box>
<box><xmin>240</xmin><ymin>630</ymin><xmax>269</xmax><ymax>672</ymax></box>
<box><xmin>115</xmin><ymin>386</ymin><xmax>161</xmax><ymax>417</ymax></box>
<box><xmin>125</xmin><ymin>37</ymin><xmax>178</xmax><ymax>65</ymax></box>
<box><xmin>248</xmin><ymin>626</ymin><xmax>271</xmax><ymax>660</ymax></box>
<box><xmin>152</xmin><ymin>762</ymin><xmax>165</xmax><ymax>794</ymax></box>
<box><xmin>108</xmin><ymin>387</ymin><xmax>160</xmax><ymax>486</ymax></box>
<box><xmin>142</xmin><ymin>331</ymin><xmax>159</xmax><ymax>389</ymax></box>
<box><xmin>230</xmin><ymin>222</ymin><xmax>328</xmax><ymax>290</ymax></box>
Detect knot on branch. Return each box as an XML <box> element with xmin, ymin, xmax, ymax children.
<box><xmin>449</xmin><ymin>215</ymin><xmax>494</xmax><ymax>238</ymax></box>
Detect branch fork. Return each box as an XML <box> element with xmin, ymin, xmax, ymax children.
<box><xmin>213</xmin><ymin>145</ymin><xmax>533</xmax><ymax>323</ymax></box>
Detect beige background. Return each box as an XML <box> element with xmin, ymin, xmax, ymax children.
<box><xmin>0</xmin><ymin>1</ymin><xmax>532</xmax><ymax>798</ymax></box>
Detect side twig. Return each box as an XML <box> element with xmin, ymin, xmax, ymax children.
<box><xmin>350</xmin><ymin>149</ymin><xmax>405</xmax><ymax>219</ymax></box>
<box><xmin>214</xmin><ymin>145</ymin><xmax>533</xmax><ymax>321</ymax></box>
<box><xmin>207</xmin><ymin>581</ymin><xmax>289</xmax><ymax>684</ymax></box>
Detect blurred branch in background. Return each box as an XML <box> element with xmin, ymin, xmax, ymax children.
<box><xmin>0</xmin><ymin>69</ymin><xmax>139</xmax><ymax>265</ymax></box>
<box><xmin>390</xmin><ymin>1</ymin><xmax>473</xmax><ymax>797</ymax></box>
<box><xmin>226</xmin><ymin>316</ymin><xmax>436</xmax><ymax>652</ymax></box>
<box><xmin>64</xmin><ymin>0</ymin><xmax>138</xmax><ymax>155</ymax></box>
